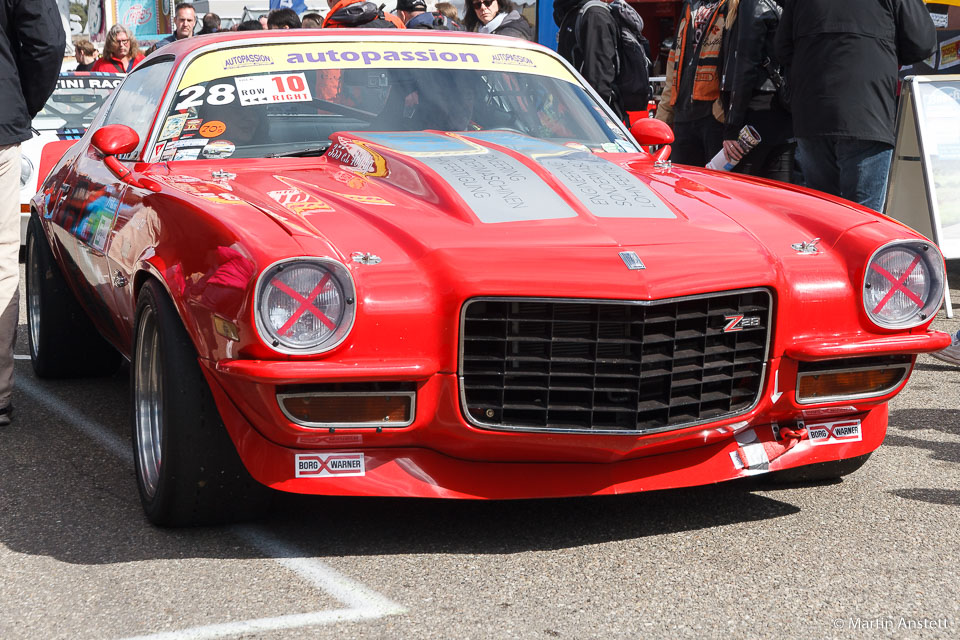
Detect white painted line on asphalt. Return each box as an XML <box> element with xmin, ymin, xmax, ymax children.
<box><xmin>117</xmin><ymin>609</ymin><xmax>380</xmax><ymax>640</ymax></box>
<box><xmin>18</xmin><ymin>376</ymin><xmax>132</xmax><ymax>463</ymax></box>
<box><xmin>14</xmin><ymin>354</ymin><xmax>31</xmax><ymax>360</ymax></box>
<box><xmin>17</xmin><ymin>375</ymin><xmax>406</xmax><ymax>639</ymax></box>
<box><xmin>233</xmin><ymin>525</ymin><xmax>406</xmax><ymax>616</ymax></box>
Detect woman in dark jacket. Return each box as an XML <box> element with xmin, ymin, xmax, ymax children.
<box><xmin>463</xmin><ymin>0</ymin><xmax>534</xmax><ymax>40</ymax></box>
<box><xmin>719</xmin><ymin>0</ymin><xmax>794</xmax><ymax>182</ymax></box>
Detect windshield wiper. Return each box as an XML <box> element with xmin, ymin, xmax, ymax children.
<box><xmin>268</xmin><ymin>144</ymin><xmax>331</xmax><ymax>158</ymax></box>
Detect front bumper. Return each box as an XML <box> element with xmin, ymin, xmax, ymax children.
<box><xmin>201</xmin><ymin>362</ymin><xmax>889</xmax><ymax>498</ymax></box>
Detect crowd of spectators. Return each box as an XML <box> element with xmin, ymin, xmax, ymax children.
<box><xmin>56</xmin><ymin>0</ymin><xmax>949</xmax><ymax>216</ymax></box>
<box><xmin>647</xmin><ymin>0</ymin><xmax>937</xmax><ymax>215</ymax></box>
<box><xmin>68</xmin><ymin>0</ymin><xmax>535</xmax><ymax>75</ymax></box>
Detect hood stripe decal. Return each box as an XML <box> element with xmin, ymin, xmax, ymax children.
<box><xmin>363</xmin><ymin>132</ymin><xmax>575</xmax><ymax>224</ymax></box>
<box><xmin>463</xmin><ymin>132</ymin><xmax>676</xmax><ymax>220</ymax></box>
<box><xmin>360</xmin><ymin>132</ymin><xmax>674</xmax><ymax>223</ymax></box>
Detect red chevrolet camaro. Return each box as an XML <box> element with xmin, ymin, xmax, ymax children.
<box><xmin>29</xmin><ymin>30</ymin><xmax>950</xmax><ymax>526</ymax></box>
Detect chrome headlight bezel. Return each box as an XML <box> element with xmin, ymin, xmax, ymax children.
<box><xmin>20</xmin><ymin>155</ymin><xmax>34</xmax><ymax>189</ymax></box>
<box><xmin>862</xmin><ymin>240</ymin><xmax>944</xmax><ymax>330</ymax></box>
<box><xmin>254</xmin><ymin>257</ymin><xmax>356</xmax><ymax>355</ymax></box>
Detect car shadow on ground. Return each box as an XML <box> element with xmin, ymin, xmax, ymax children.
<box><xmin>2</xmin><ymin>341</ymin><xmax>815</xmax><ymax>564</ymax></box>
<box><xmin>887</xmin><ymin>488</ymin><xmax>960</xmax><ymax>506</ymax></box>
<box><xmin>0</xmin><ymin>407</ymin><xmax>804</xmax><ymax>564</ymax></box>
<box><xmin>261</xmin><ymin>479</ymin><xmax>802</xmax><ymax>558</ymax></box>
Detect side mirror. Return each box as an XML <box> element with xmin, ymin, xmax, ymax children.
<box><xmin>630</xmin><ymin>118</ymin><xmax>674</xmax><ymax>163</ymax></box>
<box><xmin>91</xmin><ymin>124</ymin><xmax>139</xmax><ymax>157</ymax></box>
<box><xmin>91</xmin><ymin>124</ymin><xmax>141</xmax><ymax>186</ymax></box>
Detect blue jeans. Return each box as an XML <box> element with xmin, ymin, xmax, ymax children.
<box><xmin>796</xmin><ymin>137</ymin><xmax>894</xmax><ymax>212</ymax></box>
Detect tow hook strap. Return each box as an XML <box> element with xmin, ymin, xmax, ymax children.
<box><xmin>777</xmin><ymin>426</ymin><xmax>808</xmax><ymax>455</ymax></box>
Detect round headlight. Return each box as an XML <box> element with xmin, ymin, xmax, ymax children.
<box><xmin>863</xmin><ymin>240</ymin><xmax>944</xmax><ymax>329</ymax></box>
<box><xmin>255</xmin><ymin>258</ymin><xmax>355</xmax><ymax>354</ymax></box>
<box><xmin>20</xmin><ymin>155</ymin><xmax>34</xmax><ymax>189</ymax></box>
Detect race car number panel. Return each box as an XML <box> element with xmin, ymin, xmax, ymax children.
<box><xmin>235</xmin><ymin>73</ymin><xmax>312</xmax><ymax>106</ymax></box>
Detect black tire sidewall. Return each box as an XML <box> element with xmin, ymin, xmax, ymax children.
<box><xmin>132</xmin><ymin>279</ymin><xmax>269</xmax><ymax>526</ymax></box>
<box><xmin>25</xmin><ymin>214</ymin><xmax>121</xmax><ymax>378</ymax></box>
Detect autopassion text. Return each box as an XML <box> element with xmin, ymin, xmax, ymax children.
<box><xmin>286</xmin><ymin>50</ymin><xmax>481</xmax><ymax>66</ymax></box>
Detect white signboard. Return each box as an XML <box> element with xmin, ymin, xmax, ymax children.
<box><xmin>885</xmin><ymin>75</ymin><xmax>960</xmax><ymax>317</ymax></box>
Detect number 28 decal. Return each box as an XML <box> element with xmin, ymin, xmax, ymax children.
<box><xmin>174</xmin><ymin>83</ymin><xmax>237</xmax><ymax>110</ymax></box>
<box><xmin>174</xmin><ymin>75</ymin><xmax>310</xmax><ymax>111</ymax></box>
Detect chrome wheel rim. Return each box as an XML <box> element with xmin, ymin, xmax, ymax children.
<box><xmin>26</xmin><ymin>235</ymin><xmax>41</xmax><ymax>360</ymax></box>
<box><xmin>134</xmin><ymin>305</ymin><xmax>163</xmax><ymax>499</ymax></box>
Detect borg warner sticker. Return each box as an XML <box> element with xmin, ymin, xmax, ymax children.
<box><xmin>295</xmin><ymin>453</ymin><xmax>365</xmax><ymax>478</ymax></box>
<box><xmin>235</xmin><ymin>72</ymin><xmax>312</xmax><ymax>106</ymax></box>
<box><xmin>807</xmin><ymin>419</ymin><xmax>862</xmax><ymax>446</ymax></box>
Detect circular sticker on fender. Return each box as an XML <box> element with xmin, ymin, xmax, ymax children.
<box><xmin>202</xmin><ymin>140</ymin><xmax>236</xmax><ymax>159</ymax></box>
<box><xmin>199</xmin><ymin>120</ymin><xmax>227</xmax><ymax>138</ymax></box>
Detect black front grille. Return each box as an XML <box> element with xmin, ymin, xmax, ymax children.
<box><xmin>460</xmin><ymin>290</ymin><xmax>771</xmax><ymax>434</ymax></box>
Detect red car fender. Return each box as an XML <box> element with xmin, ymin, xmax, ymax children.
<box><xmin>37</xmin><ymin>140</ymin><xmax>77</xmax><ymax>192</ymax></box>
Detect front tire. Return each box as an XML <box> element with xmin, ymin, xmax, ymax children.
<box><xmin>25</xmin><ymin>214</ymin><xmax>121</xmax><ymax>378</ymax></box>
<box><xmin>132</xmin><ymin>279</ymin><xmax>270</xmax><ymax>526</ymax></box>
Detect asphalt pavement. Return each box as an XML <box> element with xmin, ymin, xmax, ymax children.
<box><xmin>1</xmin><ymin>262</ymin><xmax>958</xmax><ymax>640</ymax></box>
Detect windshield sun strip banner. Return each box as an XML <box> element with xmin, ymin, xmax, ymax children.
<box><xmin>177</xmin><ymin>42</ymin><xmax>579</xmax><ymax>90</ymax></box>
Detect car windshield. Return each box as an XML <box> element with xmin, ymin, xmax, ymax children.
<box><xmin>34</xmin><ymin>74</ymin><xmax>123</xmax><ymax>131</ymax></box>
<box><xmin>152</xmin><ymin>41</ymin><xmax>638</xmax><ymax>161</ymax></box>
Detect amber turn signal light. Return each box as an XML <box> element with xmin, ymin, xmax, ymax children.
<box><xmin>278</xmin><ymin>392</ymin><xmax>414</xmax><ymax>428</ymax></box>
<box><xmin>796</xmin><ymin>367</ymin><xmax>907</xmax><ymax>404</ymax></box>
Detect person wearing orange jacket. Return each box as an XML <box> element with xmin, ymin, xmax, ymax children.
<box><xmin>655</xmin><ymin>0</ymin><xmax>728</xmax><ymax>166</ymax></box>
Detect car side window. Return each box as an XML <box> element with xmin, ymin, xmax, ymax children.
<box><xmin>101</xmin><ymin>60</ymin><xmax>175</xmax><ymax>157</ymax></box>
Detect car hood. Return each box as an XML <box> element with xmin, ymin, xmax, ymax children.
<box><xmin>150</xmin><ymin>131</ymin><xmax>877</xmax><ymax>297</ymax></box>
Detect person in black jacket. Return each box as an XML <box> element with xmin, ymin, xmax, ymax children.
<box><xmin>775</xmin><ymin>0</ymin><xmax>936</xmax><ymax>211</ymax></box>
<box><xmin>555</xmin><ymin>0</ymin><xmax>623</xmax><ymax>120</ymax></box>
<box><xmin>0</xmin><ymin>0</ymin><xmax>64</xmax><ymax>426</ymax></box>
<box><xmin>719</xmin><ymin>0</ymin><xmax>793</xmax><ymax>182</ymax></box>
